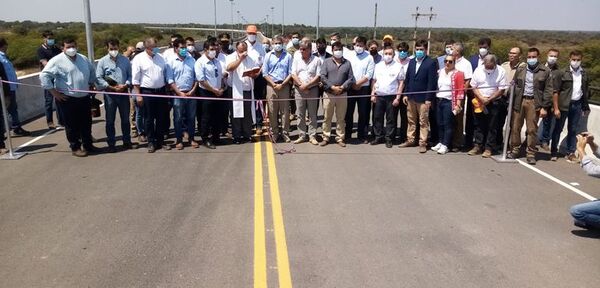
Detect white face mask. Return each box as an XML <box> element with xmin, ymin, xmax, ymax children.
<box><xmin>445</xmin><ymin>47</ymin><xmax>453</xmax><ymax>56</ymax></box>
<box><xmin>333</xmin><ymin>50</ymin><xmax>343</xmax><ymax>59</ymax></box>
<box><xmin>485</xmin><ymin>68</ymin><xmax>495</xmax><ymax>74</ymax></box>
<box><xmin>187</xmin><ymin>45</ymin><xmax>195</xmax><ymax>52</ymax></box>
<box><xmin>247</xmin><ymin>34</ymin><xmax>256</xmax><ymax>42</ymax></box>
<box><xmin>570</xmin><ymin>60</ymin><xmax>581</xmax><ymax>70</ymax></box>
<box><xmin>547</xmin><ymin>56</ymin><xmax>557</xmax><ymax>65</ymax></box>
<box><xmin>479</xmin><ymin>48</ymin><xmax>488</xmax><ymax>57</ymax></box>
<box><xmin>108</xmin><ymin>50</ymin><xmax>119</xmax><ymax>58</ymax></box>
<box><xmin>383</xmin><ymin>55</ymin><xmax>393</xmax><ymax>63</ymax></box>
<box><xmin>330</xmin><ymin>40</ymin><xmax>337</xmax><ymax>45</ymax></box>
<box><xmin>208</xmin><ymin>50</ymin><xmax>217</xmax><ymax>59</ymax></box>
<box><xmin>273</xmin><ymin>44</ymin><xmax>283</xmax><ymax>52</ymax></box>
<box><xmin>65</xmin><ymin>47</ymin><xmax>77</xmax><ymax>57</ymax></box>
<box><xmin>354</xmin><ymin>46</ymin><xmax>364</xmax><ymax>54</ymax></box>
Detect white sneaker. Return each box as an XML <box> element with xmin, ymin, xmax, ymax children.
<box><xmin>431</xmin><ymin>143</ymin><xmax>442</xmax><ymax>151</ymax></box>
<box><xmin>437</xmin><ymin>145</ymin><xmax>448</xmax><ymax>155</ymax></box>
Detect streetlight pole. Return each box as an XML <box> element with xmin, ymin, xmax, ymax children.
<box><xmin>270</xmin><ymin>7</ymin><xmax>275</xmax><ymax>37</ymax></box>
<box><xmin>213</xmin><ymin>0</ymin><xmax>218</xmax><ymax>37</ymax></box>
<box><xmin>229</xmin><ymin>0</ymin><xmax>234</xmax><ymax>31</ymax></box>
<box><xmin>316</xmin><ymin>0</ymin><xmax>320</xmax><ymax>38</ymax></box>
<box><xmin>82</xmin><ymin>0</ymin><xmax>94</xmax><ymax>60</ymax></box>
<box><xmin>281</xmin><ymin>0</ymin><xmax>285</xmax><ymax>35</ymax></box>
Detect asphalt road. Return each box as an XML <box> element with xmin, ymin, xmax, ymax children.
<box><xmin>0</xmin><ymin>111</ymin><xmax>598</xmax><ymax>288</ymax></box>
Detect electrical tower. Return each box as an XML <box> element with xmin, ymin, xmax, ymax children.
<box><xmin>411</xmin><ymin>6</ymin><xmax>437</xmax><ymax>55</ymax></box>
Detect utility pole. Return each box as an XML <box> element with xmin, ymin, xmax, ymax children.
<box><xmin>82</xmin><ymin>0</ymin><xmax>94</xmax><ymax>60</ymax></box>
<box><xmin>411</xmin><ymin>6</ymin><xmax>436</xmax><ymax>55</ymax></box>
<box><xmin>229</xmin><ymin>0</ymin><xmax>234</xmax><ymax>32</ymax></box>
<box><xmin>213</xmin><ymin>0</ymin><xmax>218</xmax><ymax>37</ymax></box>
<box><xmin>271</xmin><ymin>7</ymin><xmax>275</xmax><ymax>37</ymax></box>
<box><xmin>281</xmin><ymin>0</ymin><xmax>285</xmax><ymax>35</ymax></box>
<box><xmin>316</xmin><ymin>0</ymin><xmax>321</xmax><ymax>38</ymax></box>
<box><xmin>373</xmin><ymin>3</ymin><xmax>378</xmax><ymax>40</ymax></box>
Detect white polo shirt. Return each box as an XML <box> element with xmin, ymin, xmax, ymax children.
<box><xmin>373</xmin><ymin>60</ymin><xmax>405</xmax><ymax>96</ymax></box>
<box><xmin>470</xmin><ymin>65</ymin><xmax>507</xmax><ymax>98</ymax></box>
<box><xmin>131</xmin><ymin>51</ymin><xmax>167</xmax><ymax>89</ymax></box>
<box><xmin>454</xmin><ymin>56</ymin><xmax>473</xmax><ymax>80</ymax></box>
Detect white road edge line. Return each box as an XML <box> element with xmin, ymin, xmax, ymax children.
<box><xmin>517</xmin><ymin>159</ymin><xmax>597</xmax><ymax>201</ymax></box>
<box><xmin>15</xmin><ymin>128</ymin><xmax>59</xmax><ymax>151</ymax></box>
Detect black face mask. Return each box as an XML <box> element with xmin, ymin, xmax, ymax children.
<box><xmin>221</xmin><ymin>42</ymin><xmax>230</xmax><ymax>51</ymax></box>
<box><xmin>370</xmin><ymin>49</ymin><xmax>378</xmax><ymax>56</ymax></box>
<box><xmin>317</xmin><ymin>47</ymin><xmax>326</xmax><ymax>54</ymax></box>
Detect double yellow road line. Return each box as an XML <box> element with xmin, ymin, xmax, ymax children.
<box><xmin>254</xmin><ymin>141</ymin><xmax>293</xmax><ymax>288</ymax></box>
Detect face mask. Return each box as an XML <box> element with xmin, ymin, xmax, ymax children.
<box><xmin>398</xmin><ymin>51</ymin><xmax>408</xmax><ymax>59</ymax></box>
<box><xmin>485</xmin><ymin>68</ymin><xmax>495</xmax><ymax>74</ymax></box>
<box><xmin>317</xmin><ymin>47</ymin><xmax>326</xmax><ymax>54</ymax></box>
<box><xmin>354</xmin><ymin>46</ymin><xmax>365</xmax><ymax>54</ymax></box>
<box><xmin>247</xmin><ymin>34</ymin><xmax>256</xmax><ymax>42</ymax></box>
<box><xmin>187</xmin><ymin>45</ymin><xmax>195</xmax><ymax>52</ymax></box>
<box><xmin>292</xmin><ymin>38</ymin><xmax>300</xmax><ymax>46</ymax></box>
<box><xmin>330</xmin><ymin>40</ymin><xmax>337</xmax><ymax>45</ymax></box>
<box><xmin>152</xmin><ymin>47</ymin><xmax>160</xmax><ymax>55</ymax></box>
<box><xmin>445</xmin><ymin>47</ymin><xmax>453</xmax><ymax>56</ymax></box>
<box><xmin>221</xmin><ymin>43</ymin><xmax>230</xmax><ymax>51</ymax></box>
<box><xmin>527</xmin><ymin>58</ymin><xmax>538</xmax><ymax>67</ymax></box>
<box><xmin>570</xmin><ymin>60</ymin><xmax>581</xmax><ymax>70</ymax></box>
<box><xmin>178</xmin><ymin>48</ymin><xmax>188</xmax><ymax>57</ymax></box>
<box><xmin>415</xmin><ymin>50</ymin><xmax>425</xmax><ymax>59</ymax></box>
<box><xmin>208</xmin><ymin>50</ymin><xmax>217</xmax><ymax>59</ymax></box>
<box><xmin>108</xmin><ymin>50</ymin><xmax>119</xmax><ymax>58</ymax></box>
<box><xmin>547</xmin><ymin>56</ymin><xmax>557</xmax><ymax>65</ymax></box>
<box><xmin>273</xmin><ymin>44</ymin><xmax>283</xmax><ymax>52</ymax></box>
<box><xmin>263</xmin><ymin>44</ymin><xmax>271</xmax><ymax>51</ymax></box>
<box><xmin>333</xmin><ymin>50</ymin><xmax>343</xmax><ymax>59</ymax></box>
<box><xmin>479</xmin><ymin>48</ymin><xmax>488</xmax><ymax>57</ymax></box>
<box><xmin>383</xmin><ymin>55</ymin><xmax>393</xmax><ymax>63</ymax></box>
<box><xmin>370</xmin><ymin>49</ymin><xmax>378</xmax><ymax>56</ymax></box>
<box><xmin>65</xmin><ymin>47</ymin><xmax>77</xmax><ymax>57</ymax></box>
<box><xmin>47</xmin><ymin>39</ymin><xmax>55</xmax><ymax>46</ymax></box>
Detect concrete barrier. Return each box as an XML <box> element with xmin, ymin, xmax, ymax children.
<box><xmin>14</xmin><ymin>72</ymin><xmax>47</xmax><ymax>122</ymax></box>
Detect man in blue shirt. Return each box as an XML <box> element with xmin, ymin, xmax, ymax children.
<box><xmin>167</xmin><ymin>38</ymin><xmax>198</xmax><ymax>150</ymax></box>
<box><xmin>0</xmin><ymin>38</ymin><xmax>30</xmax><ymax>137</ymax></box>
<box><xmin>40</xmin><ymin>38</ymin><xmax>98</xmax><ymax>157</ymax></box>
<box><xmin>262</xmin><ymin>35</ymin><xmax>293</xmax><ymax>142</ymax></box>
<box><xmin>196</xmin><ymin>39</ymin><xmax>224</xmax><ymax>149</ymax></box>
<box><xmin>96</xmin><ymin>39</ymin><xmax>135</xmax><ymax>153</ymax></box>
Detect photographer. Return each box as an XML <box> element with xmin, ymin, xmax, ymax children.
<box><xmin>569</xmin><ymin>132</ymin><xmax>600</xmax><ymax>230</ymax></box>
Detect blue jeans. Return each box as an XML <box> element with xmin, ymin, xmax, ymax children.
<box><xmin>570</xmin><ymin>200</ymin><xmax>600</xmax><ymax>229</ymax></box>
<box><xmin>44</xmin><ymin>89</ymin><xmax>64</xmax><ymax>125</ymax></box>
<box><xmin>538</xmin><ymin>114</ymin><xmax>554</xmax><ymax>145</ymax></box>
<box><xmin>550</xmin><ymin>112</ymin><xmax>568</xmax><ymax>155</ymax></box>
<box><xmin>566</xmin><ymin>100</ymin><xmax>583</xmax><ymax>154</ymax></box>
<box><xmin>104</xmin><ymin>94</ymin><xmax>131</xmax><ymax>146</ymax></box>
<box><xmin>6</xmin><ymin>91</ymin><xmax>20</xmax><ymax>128</ymax></box>
<box><xmin>134</xmin><ymin>97</ymin><xmax>145</xmax><ymax>135</ymax></box>
<box><xmin>436</xmin><ymin>98</ymin><xmax>454</xmax><ymax>147</ymax></box>
<box><xmin>173</xmin><ymin>98</ymin><xmax>197</xmax><ymax>142</ymax></box>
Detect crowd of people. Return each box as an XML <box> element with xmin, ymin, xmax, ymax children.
<box><xmin>0</xmin><ymin>26</ymin><xmax>598</xmax><ymax>230</ymax></box>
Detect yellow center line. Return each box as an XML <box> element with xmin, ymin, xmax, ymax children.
<box><xmin>254</xmin><ymin>142</ymin><xmax>267</xmax><ymax>288</ymax></box>
<box><xmin>265</xmin><ymin>141</ymin><xmax>293</xmax><ymax>288</ymax></box>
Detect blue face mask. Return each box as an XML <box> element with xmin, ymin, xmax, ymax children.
<box><xmin>47</xmin><ymin>39</ymin><xmax>55</xmax><ymax>46</ymax></box>
<box><xmin>527</xmin><ymin>58</ymin><xmax>538</xmax><ymax>67</ymax></box>
<box><xmin>415</xmin><ymin>50</ymin><xmax>425</xmax><ymax>59</ymax></box>
<box><xmin>292</xmin><ymin>38</ymin><xmax>300</xmax><ymax>46</ymax></box>
<box><xmin>152</xmin><ymin>47</ymin><xmax>160</xmax><ymax>55</ymax></box>
<box><xmin>178</xmin><ymin>48</ymin><xmax>188</xmax><ymax>57</ymax></box>
<box><xmin>398</xmin><ymin>51</ymin><xmax>408</xmax><ymax>59</ymax></box>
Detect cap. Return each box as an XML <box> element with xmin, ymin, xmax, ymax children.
<box><xmin>246</xmin><ymin>25</ymin><xmax>258</xmax><ymax>33</ymax></box>
<box><xmin>135</xmin><ymin>41</ymin><xmax>144</xmax><ymax>50</ymax></box>
<box><xmin>383</xmin><ymin>35</ymin><xmax>394</xmax><ymax>41</ymax></box>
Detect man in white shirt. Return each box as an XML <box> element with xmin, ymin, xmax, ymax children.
<box><xmin>226</xmin><ymin>41</ymin><xmax>261</xmax><ymax>144</ymax></box>
<box><xmin>468</xmin><ymin>54</ymin><xmax>507</xmax><ymax>158</ymax></box>
<box><xmin>291</xmin><ymin>41</ymin><xmax>322</xmax><ymax>145</ymax></box>
<box><xmin>345</xmin><ymin>36</ymin><xmax>375</xmax><ymax>144</ymax></box>
<box><xmin>370</xmin><ymin>46</ymin><xmax>405</xmax><ymax>148</ymax></box>
<box><xmin>131</xmin><ymin>37</ymin><xmax>172</xmax><ymax>153</ymax></box>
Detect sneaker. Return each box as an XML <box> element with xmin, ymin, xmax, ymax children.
<box><xmin>12</xmin><ymin>127</ymin><xmax>31</xmax><ymax>136</ymax></box>
<box><xmin>437</xmin><ymin>145</ymin><xmax>448</xmax><ymax>155</ymax></box>
<box><xmin>419</xmin><ymin>145</ymin><xmax>427</xmax><ymax>153</ymax></box>
<box><xmin>482</xmin><ymin>149</ymin><xmax>492</xmax><ymax>158</ymax></box>
<box><xmin>282</xmin><ymin>134</ymin><xmax>291</xmax><ymax>143</ymax></box>
<box><xmin>309</xmin><ymin>137</ymin><xmax>319</xmax><ymax>145</ymax></box>
<box><xmin>431</xmin><ymin>143</ymin><xmax>442</xmax><ymax>151</ymax></box>
<box><xmin>319</xmin><ymin>137</ymin><xmax>330</xmax><ymax>146</ymax></box>
<box><xmin>72</xmin><ymin>149</ymin><xmax>88</xmax><ymax>157</ymax></box>
<box><xmin>294</xmin><ymin>137</ymin><xmax>307</xmax><ymax>144</ymax></box>
<box><xmin>467</xmin><ymin>145</ymin><xmax>482</xmax><ymax>156</ymax></box>
<box><xmin>398</xmin><ymin>141</ymin><xmax>417</xmax><ymax>148</ymax></box>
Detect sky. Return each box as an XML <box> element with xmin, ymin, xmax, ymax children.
<box><xmin>1</xmin><ymin>0</ymin><xmax>599</xmax><ymax>32</ymax></box>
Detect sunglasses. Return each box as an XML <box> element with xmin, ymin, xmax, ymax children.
<box><xmin>444</xmin><ymin>60</ymin><xmax>454</xmax><ymax>63</ymax></box>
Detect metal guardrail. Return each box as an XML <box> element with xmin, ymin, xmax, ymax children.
<box><xmin>590</xmin><ymin>86</ymin><xmax>600</xmax><ymax>105</ymax></box>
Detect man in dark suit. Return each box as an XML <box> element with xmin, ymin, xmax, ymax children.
<box><xmin>399</xmin><ymin>39</ymin><xmax>438</xmax><ymax>153</ymax></box>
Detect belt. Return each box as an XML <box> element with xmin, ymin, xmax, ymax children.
<box><xmin>523</xmin><ymin>95</ymin><xmax>534</xmax><ymax>100</ymax></box>
<box><xmin>141</xmin><ymin>87</ymin><xmax>165</xmax><ymax>93</ymax></box>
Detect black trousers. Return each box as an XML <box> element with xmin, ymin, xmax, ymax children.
<box><xmin>56</xmin><ymin>95</ymin><xmax>93</xmax><ymax>151</ymax></box>
<box><xmin>198</xmin><ymin>88</ymin><xmax>223</xmax><ymax>141</ymax></box>
<box><xmin>428</xmin><ymin>97</ymin><xmax>439</xmax><ymax>144</ymax></box>
<box><xmin>473</xmin><ymin>99</ymin><xmax>505</xmax><ymax>151</ymax></box>
<box><xmin>141</xmin><ymin>87</ymin><xmax>169</xmax><ymax>146</ymax></box>
<box><xmin>372</xmin><ymin>95</ymin><xmax>398</xmax><ymax>141</ymax></box>
<box><xmin>464</xmin><ymin>91</ymin><xmax>475</xmax><ymax>148</ymax></box>
<box><xmin>397</xmin><ymin>99</ymin><xmax>408</xmax><ymax>143</ymax></box>
<box><xmin>345</xmin><ymin>86</ymin><xmax>372</xmax><ymax>140</ymax></box>
<box><xmin>254</xmin><ymin>75</ymin><xmax>267</xmax><ymax>126</ymax></box>
<box><xmin>232</xmin><ymin>91</ymin><xmax>253</xmax><ymax>139</ymax></box>
<box><xmin>221</xmin><ymin>87</ymin><xmax>232</xmax><ymax>133</ymax></box>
